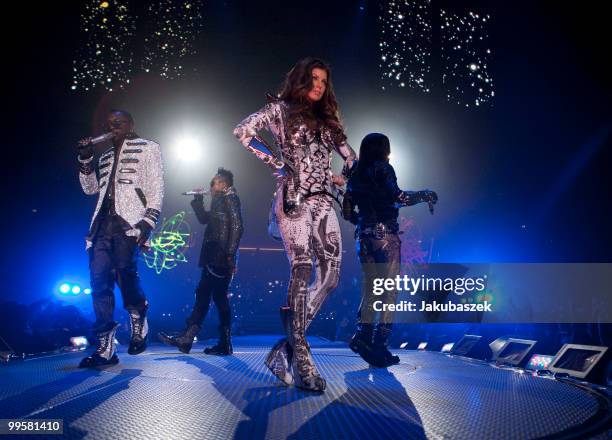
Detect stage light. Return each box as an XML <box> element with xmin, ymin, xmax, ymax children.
<box><xmin>174</xmin><ymin>136</ymin><xmax>202</xmax><ymax>162</ymax></box>
<box><xmin>71</xmin><ymin>285</ymin><xmax>81</xmax><ymax>295</ymax></box>
<box><xmin>400</xmin><ymin>342</ymin><xmax>409</xmax><ymax>349</ymax></box>
<box><xmin>417</xmin><ymin>342</ymin><xmax>428</xmax><ymax>350</ymax></box>
<box><xmin>525</xmin><ymin>354</ymin><xmax>554</xmax><ymax>371</ymax></box>
<box><xmin>441</xmin><ymin>342</ymin><xmax>454</xmax><ymax>353</ymax></box>
<box><xmin>70</xmin><ymin>336</ymin><xmax>89</xmax><ymax>350</ymax></box>
<box><xmin>84</xmin><ymin>288</ymin><xmax>92</xmax><ymax>294</ymax></box>
<box><xmin>59</xmin><ymin>283</ymin><xmax>71</xmax><ymax>294</ymax></box>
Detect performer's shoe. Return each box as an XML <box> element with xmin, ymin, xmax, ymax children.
<box><xmin>371</xmin><ymin>323</ymin><xmax>400</xmax><ymax>368</ymax></box>
<box><xmin>204</xmin><ymin>326</ymin><xmax>233</xmax><ymax>355</ymax></box>
<box><xmin>158</xmin><ymin>324</ymin><xmax>200</xmax><ymax>354</ymax></box>
<box><xmin>349</xmin><ymin>323</ymin><xmax>374</xmax><ymax>355</ymax></box>
<box><xmin>79</xmin><ymin>324</ymin><xmax>119</xmax><ymax>368</ymax></box>
<box><xmin>265</xmin><ymin>307</ymin><xmax>294</xmax><ymax>385</ymax></box>
<box><xmin>287</xmin><ymin>309</ymin><xmax>326</xmax><ymax>392</ymax></box>
<box><xmin>128</xmin><ymin>310</ymin><xmax>148</xmax><ymax>355</ymax></box>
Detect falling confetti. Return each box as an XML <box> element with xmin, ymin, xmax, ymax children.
<box><xmin>378</xmin><ymin>0</ymin><xmax>432</xmax><ymax>92</ymax></box>
<box><xmin>71</xmin><ymin>0</ymin><xmax>136</xmax><ymax>92</ymax></box>
<box><xmin>441</xmin><ymin>9</ymin><xmax>494</xmax><ymax>107</ymax></box>
<box><xmin>141</xmin><ymin>0</ymin><xmax>204</xmax><ymax>80</ymax></box>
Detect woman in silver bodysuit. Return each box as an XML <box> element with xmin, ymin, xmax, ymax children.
<box><xmin>234</xmin><ymin>57</ymin><xmax>356</xmax><ymax>391</ymax></box>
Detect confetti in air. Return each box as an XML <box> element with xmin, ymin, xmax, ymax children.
<box><xmin>141</xmin><ymin>0</ymin><xmax>204</xmax><ymax>80</ymax></box>
<box><xmin>441</xmin><ymin>10</ymin><xmax>494</xmax><ymax>107</ymax></box>
<box><xmin>142</xmin><ymin>211</ymin><xmax>192</xmax><ymax>274</ymax></box>
<box><xmin>378</xmin><ymin>0</ymin><xmax>432</xmax><ymax>92</ymax></box>
<box><xmin>71</xmin><ymin>0</ymin><xmax>136</xmax><ymax>92</ymax></box>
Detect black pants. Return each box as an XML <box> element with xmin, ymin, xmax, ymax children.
<box><xmin>186</xmin><ymin>266</ymin><xmax>232</xmax><ymax>328</ymax></box>
<box><xmin>89</xmin><ymin>215</ymin><xmax>147</xmax><ymax>332</ymax></box>
<box><xmin>357</xmin><ymin>233</ymin><xmax>401</xmax><ymax>324</ymax></box>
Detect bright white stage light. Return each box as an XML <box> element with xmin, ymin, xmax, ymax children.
<box><xmin>174</xmin><ymin>136</ymin><xmax>202</xmax><ymax>162</ymax></box>
<box><xmin>441</xmin><ymin>342</ymin><xmax>455</xmax><ymax>353</ymax></box>
<box><xmin>70</xmin><ymin>336</ymin><xmax>89</xmax><ymax>349</ymax></box>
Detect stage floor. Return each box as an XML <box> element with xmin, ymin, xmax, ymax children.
<box><xmin>0</xmin><ymin>335</ymin><xmax>610</xmax><ymax>439</ymax></box>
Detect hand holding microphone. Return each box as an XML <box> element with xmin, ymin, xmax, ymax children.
<box><xmin>182</xmin><ymin>188</ymin><xmax>210</xmax><ymax>204</ymax></box>
<box><xmin>77</xmin><ymin>132</ymin><xmax>114</xmax><ymax>159</ymax></box>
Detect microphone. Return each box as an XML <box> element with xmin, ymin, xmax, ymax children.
<box><xmin>90</xmin><ymin>132</ymin><xmax>115</xmax><ymax>144</ymax></box>
<box><xmin>78</xmin><ymin>132</ymin><xmax>114</xmax><ymax>150</ymax></box>
<box><xmin>182</xmin><ymin>189</ymin><xmax>210</xmax><ymax>196</ymax></box>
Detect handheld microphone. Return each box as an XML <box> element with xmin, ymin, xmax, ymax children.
<box><xmin>90</xmin><ymin>132</ymin><xmax>115</xmax><ymax>144</ymax></box>
<box><xmin>182</xmin><ymin>189</ymin><xmax>210</xmax><ymax>196</ymax></box>
<box><xmin>78</xmin><ymin>132</ymin><xmax>114</xmax><ymax>149</ymax></box>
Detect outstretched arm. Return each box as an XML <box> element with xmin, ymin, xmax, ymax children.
<box><xmin>377</xmin><ymin>162</ymin><xmax>438</xmax><ymax>212</ymax></box>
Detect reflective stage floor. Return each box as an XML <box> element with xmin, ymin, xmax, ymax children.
<box><xmin>0</xmin><ymin>336</ymin><xmax>610</xmax><ymax>439</ymax></box>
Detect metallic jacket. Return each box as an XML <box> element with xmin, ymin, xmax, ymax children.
<box><xmin>191</xmin><ymin>187</ymin><xmax>243</xmax><ymax>271</ymax></box>
<box><xmin>233</xmin><ymin>100</ymin><xmax>356</xmax><ymax>198</ymax></box>
<box><xmin>78</xmin><ymin>137</ymin><xmax>164</xmax><ymax>248</ymax></box>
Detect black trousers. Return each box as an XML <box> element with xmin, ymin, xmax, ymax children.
<box><xmin>186</xmin><ymin>267</ymin><xmax>232</xmax><ymax>328</ymax></box>
<box><xmin>357</xmin><ymin>233</ymin><xmax>401</xmax><ymax>324</ymax></box>
<box><xmin>88</xmin><ymin>215</ymin><xmax>147</xmax><ymax>332</ymax></box>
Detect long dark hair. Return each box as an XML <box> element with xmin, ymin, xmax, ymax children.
<box><xmin>357</xmin><ymin>133</ymin><xmax>391</xmax><ymax>173</ymax></box>
<box><xmin>278</xmin><ymin>57</ymin><xmax>346</xmax><ymax>144</ymax></box>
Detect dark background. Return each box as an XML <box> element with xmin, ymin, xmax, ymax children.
<box><xmin>1</xmin><ymin>1</ymin><xmax>610</xmax><ymax>342</ymax></box>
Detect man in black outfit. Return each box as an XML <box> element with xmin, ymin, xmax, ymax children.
<box><xmin>159</xmin><ymin>168</ymin><xmax>243</xmax><ymax>355</ymax></box>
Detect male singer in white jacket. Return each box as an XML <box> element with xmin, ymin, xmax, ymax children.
<box><xmin>76</xmin><ymin>110</ymin><xmax>164</xmax><ymax>367</ymax></box>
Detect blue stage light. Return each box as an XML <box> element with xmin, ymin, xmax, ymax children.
<box><xmin>59</xmin><ymin>283</ymin><xmax>71</xmax><ymax>294</ymax></box>
<box><xmin>84</xmin><ymin>288</ymin><xmax>92</xmax><ymax>294</ymax></box>
<box><xmin>71</xmin><ymin>285</ymin><xmax>81</xmax><ymax>294</ymax></box>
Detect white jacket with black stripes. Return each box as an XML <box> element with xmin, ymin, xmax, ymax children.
<box><xmin>78</xmin><ymin>137</ymin><xmax>164</xmax><ymax>249</ymax></box>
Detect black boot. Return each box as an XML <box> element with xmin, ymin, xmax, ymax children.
<box><xmin>372</xmin><ymin>323</ymin><xmax>400</xmax><ymax>368</ymax></box>
<box><xmin>204</xmin><ymin>326</ymin><xmax>233</xmax><ymax>355</ymax></box>
<box><xmin>128</xmin><ymin>309</ymin><xmax>148</xmax><ymax>355</ymax></box>
<box><xmin>265</xmin><ymin>306</ymin><xmax>293</xmax><ymax>385</ymax></box>
<box><xmin>79</xmin><ymin>324</ymin><xmax>120</xmax><ymax>368</ymax></box>
<box><xmin>349</xmin><ymin>322</ymin><xmax>374</xmax><ymax>358</ymax></box>
<box><xmin>158</xmin><ymin>324</ymin><xmax>200</xmax><ymax>354</ymax></box>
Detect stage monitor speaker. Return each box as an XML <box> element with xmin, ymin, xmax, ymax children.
<box><xmin>489</xmin><ymin>336</ymin><xmax>508</xmax><ymax>357</ymax></box>
<box><xmin>491</xmin><ymin>337</ymin><xmax>537</xmax><ymax>367</ymax></box>
<box><xmin>450</xmin><ymin>334</ymin><xmax>492</xmax><ymax>360</ymax></box>
<box><xmin>549</xmin><ymin>344</ymin><xmax>609</xmax><ymax>383</ymax></box>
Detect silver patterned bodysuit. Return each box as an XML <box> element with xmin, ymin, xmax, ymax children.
<box><xmin>234</xmin><ymin>100</ymin><xmax>356</xmax><ymax>390</ymax></box>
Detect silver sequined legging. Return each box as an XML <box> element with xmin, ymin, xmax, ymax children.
<box><xmin>275</xmin><ymin>193</ymin><xmax>342</xmax><ymax>376</ymax></box>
